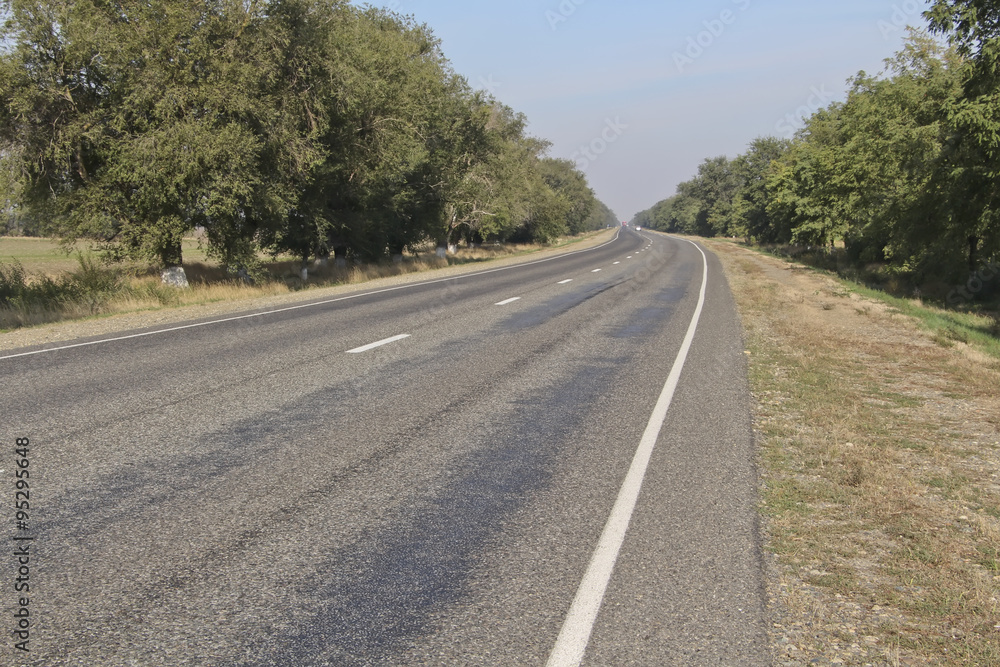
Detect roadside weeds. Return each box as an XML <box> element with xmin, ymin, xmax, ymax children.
<box><xmin>704</xmin><ymin>239</ymin><xmax>1000</xmax><ymax>666</ymax></box>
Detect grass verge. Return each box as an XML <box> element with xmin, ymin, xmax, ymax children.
<box><xmin>703</xmin><ymin>238</ymin><xmax>1000</xmax><ymax>666</ymax></box>
<box><xmin>0</xmin><ymin>232</ymin><xmax>607</xmax><ymax>332</ymax></box>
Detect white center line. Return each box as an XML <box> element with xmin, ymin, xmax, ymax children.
<box><xmin>546</xmin><ymin>239</ymin><xmax>709</xmax><ymax>667</ymax></box>
<box><xmin>495</xmin><ymin>297</ymin><xmax>522</xmax><ymax>306</ymax></box>
<box><xmin>558</xmin><ymin>279</ymin><xmax>574</xmax><ymax>285</ymax></box>
<box><xmin>346</xmin><ymin>334</ymin><xmax>410</xmax><ymax>354</ymax></box>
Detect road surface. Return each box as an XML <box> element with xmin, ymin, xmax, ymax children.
<box><xmin>2</xmin><ymin>228</ymin><xmax>770</xmax><ymax>665</ymax></box>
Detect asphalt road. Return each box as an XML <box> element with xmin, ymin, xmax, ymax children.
<box><xmin>1</xmin><ymin>228</ymin><xmax>770</xmax><ymax>666</ymax></box>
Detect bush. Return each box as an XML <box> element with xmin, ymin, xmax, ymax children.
<box><xmin>0</xmin><ymin>260</ymin><xmax>29</xmax><ymax>305</ymax></box>
<box><xmin>0</xmin><ymin>255</ymin><xmax>126</xmax><ymax>315</ymax></box>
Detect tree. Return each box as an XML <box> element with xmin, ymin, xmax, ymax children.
<box><xmin>730</xmin><ymin>136</ymin><xmax>790</xmax><ymax>243</ymax></box>
<box><xmin>424</xmin><ymin>91</ymin><xmax>537</xmax><ymax>249</ymax></box>
<box><xmin>0</xmin><ymin>0</ymin><xmax>318</xmax><ymax>273</ymax></box>
<box><xmin>926</xmin><ymin>1</ymin><xmax>1000</xmax><ymax>272</ymax></box>
<box><xmin>1</xmin><ymin>0</ymin><xmax>603</xmax><ymax>281</ymax></box>
<box><xmin>765</xmin><ymin>104</ymin><xmax>854</xmax><ymax>248</ymax></box>
<box><xmin>581</xmin><ymin>198</ymin><xmax>619</xmax><ymax>231</ymax></box>
<box><xmin>683</xmin><ymin>156</ymin><xmax>740</xmax><ymax>237</ymax></box>
<box><xmin>538</xmin><ymin>158</ymin><xmax>595</xmax><ymax>236</ymax></box>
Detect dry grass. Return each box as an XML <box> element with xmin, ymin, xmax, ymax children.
<box><xmin>0</xmin><ymin>233</ymin><xmax>600</xmax><ymax>332</ymax></box>
<box><xmin>702</xmin><ymin>239</ymin><xmax>1000</xmax><ymax>666</ymax></box>
<box><xmin>0</xmin><ymin>255</ymin><xmax>447</xmax><ymax>331</ymax></box>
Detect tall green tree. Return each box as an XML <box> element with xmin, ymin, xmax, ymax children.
<box><xmin>926</xmin><ymin>0</ymin><xmax>1000</xmax><ymax>271</ymax></box>
<box><xmin>731</xmin><ymin>136</ymin><xmax>791</xmax><ymax>243</ymax></box>
<box><xmin>836</xmin><ymin>33</ymin><xmax>966</xmax><ymax>272</ymax></box>
<box><xmin>538</xmin><ymin>157</ymin><xmax>595</xmax><ymax>236</ymax></box>
<box><xmin>0</xmin><ymin>0</ymin><xmax>315</xmax><ymax>271</ymax></box>
<box><xmin>425</xmin><ymin>92</ymin><xmax>537</xmax><ymax>249</ymax></box>
<box><xmin>686</xmin><ymin>155</ymin><xmax>740</xmax><ymax>237</ymax></box>
<box><xmin>1</xmin><ymin>0</ymin><xmax>603</xmax><ymax>278</ymax></box>
<box><xmin>765</xmin><ymin>105</ymin><xmax>852</xmax><ymax>248</ymax></box>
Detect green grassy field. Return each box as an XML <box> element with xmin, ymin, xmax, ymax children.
<box><xmin>0</xmin><ymin>236</ymin><xmax>211</xmax><ymax>274</ymax></box>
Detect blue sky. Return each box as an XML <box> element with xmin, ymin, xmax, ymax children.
<box><xmin>363</xmin><ymin>0</ymin><xmax>932</xmax><ymax>220</ymax></box>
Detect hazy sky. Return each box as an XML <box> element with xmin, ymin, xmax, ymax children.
<box><xmin>362</xmin><ymin>0</ymin><xmax>933</xmax><ymax>221</ymax></box>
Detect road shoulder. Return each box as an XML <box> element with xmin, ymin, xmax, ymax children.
<box><xmin>0</xmin><ymin>230</ymin><xmax>617</xmax><ymax>353</ymax></box>
<box><xmin>704</xmin><ymin>238</ymin><xmax>1000</xmax><ymax>666</ymax></box>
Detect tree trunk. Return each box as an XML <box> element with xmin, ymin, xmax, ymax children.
<box><xmin>969</xmin><ymin>235</ymin><xmax>980</xmax><ymax>273</ymax></box>
<box><xmin>334</xmin><ymin>245</ymin><xmax>348</xmax><ymax>268</ymax></box>
<box><xmin>300</xmin><ymin>253</ymin><xmax>310</xmax><ymax>282</ymax></box>
<box><xmin>159</xmin><ymin>237</ymin><xmax>188</xmax><ymax>287</ymax></box>
<box><xmin>159</xmin><ymin>237</ymin><xmax>183</xmax><ymax>269</ymax></box>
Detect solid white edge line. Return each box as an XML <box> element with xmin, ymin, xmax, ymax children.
<box><xmin>0</xmin><ymin>230</ymin><xmax>623</xmax><ymax>361</ymax></box>
<box><xmin>545</xmin><ymin>237</ymin><xmax>709</xmax><ymax>667</ymax></box>
<box><xmin>345</xmin><ymin>334</ymin><xmax>410</xmax><ymax>354</ymax></box>
<box><xmin>495</xmin><ymin>297</ymin><xmax>521</xmax><ymax>306</ymax></box>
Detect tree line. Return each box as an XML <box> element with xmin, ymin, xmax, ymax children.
<box><xmin>634</xmin><ymin>0</ymin><xmax>1000</xmax><ymax>291</ymax></box>
<box><xmin>0</xmin><ymin>0</ymin><xmax>617</xmax><ymax>276</ymax></box>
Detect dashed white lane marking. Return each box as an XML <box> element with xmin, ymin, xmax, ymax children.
<box><xmin>346</xmin><ymin>334</ymin><xmax>410</xmax><ymax>354</ymax></box>
<box><xmin>613</xmin><ymin>262</ymin><xmax>620</xmax><ymax>265</ymax></box>
<box><xmin>0</xmin><ymin>230</ymin><xmax>626</xmax><ymax>361</ymax></box>
<box><xmin>558</xmin><ymin>279</ymin><xmax>574</xmax><ymax>285</ymax></box>
<box><xmin>591</xmin><ymin>269</ymin><xmax>602</xmax><ymax>273</ymax></box>
<box><xmin>627</xmin><ymin>256</ymin><xmax>633</xmax><ymax>259</ymax></box>
<box><xmin>495</xmin><ymin>297</ymin><xmax>522</xmax><ymax>306</ymax></box>
<box><xmin>546</xmin><ymin>238</ymin><xmax>710</xmax><ymax>667</ymax></box>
